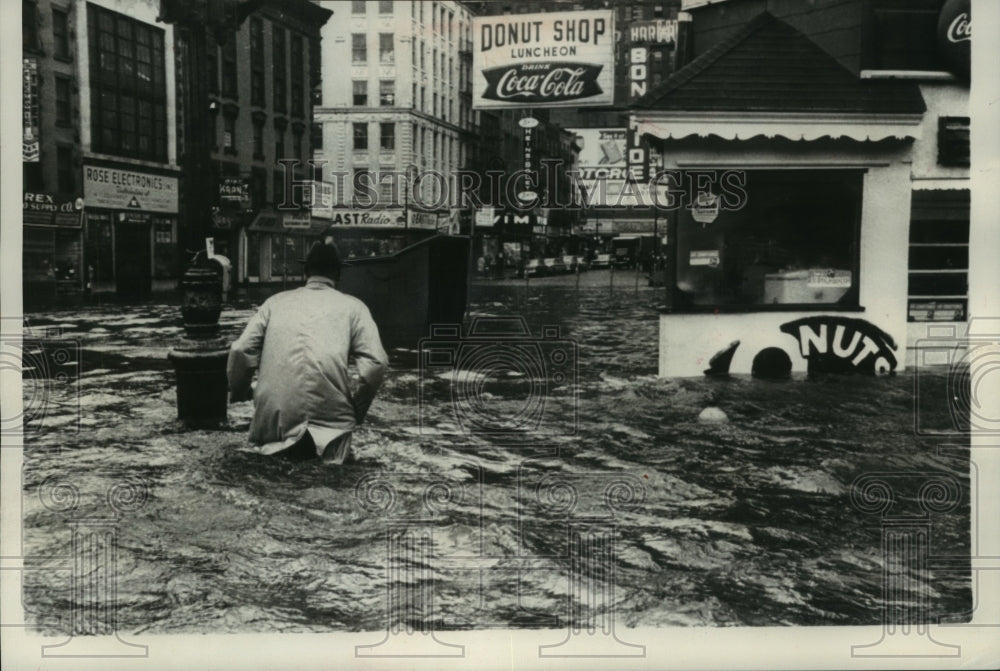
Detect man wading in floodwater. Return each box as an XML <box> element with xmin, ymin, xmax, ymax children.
<box><xmin>227</xmin><ymin>243</ymin><xmax>388</xmax><ymax>463</ymax></box>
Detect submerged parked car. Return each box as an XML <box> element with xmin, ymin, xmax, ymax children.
<box><xmin>591</xmin><ymin>253</ymin><xmax>612</xmax><ymax>269</ymax></box>
<box><xmin>543</xmin><ymin>257</ymin><xmax>566</xmax><ymax>274</ymax></box>
<box><xmin>524</xmin><ymin>258</ymin><xmax>544</xmax><ymax>277</ymax></box>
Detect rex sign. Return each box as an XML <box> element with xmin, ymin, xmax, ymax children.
<box><xmin>473</xmin><ymin>10</ymin><xmax>615</xmax><ymax>109</ymax></box>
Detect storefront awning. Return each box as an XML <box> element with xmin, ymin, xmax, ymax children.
<box><xmin>632</xmin><ymin>12</ymin><xmax>926</xmax><ymax>143</ymax></box>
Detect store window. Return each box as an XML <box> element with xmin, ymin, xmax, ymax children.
<box><xmin>352</xmin><ymin>34</ymin><xmax>367</xmax><ymax>64</ymax></box>
<box><xmin>669</xmin><ymin>170</ymin><xmax>862</xmax><ymax>310</ymax></box>
<box><xmin>53</xmin><ymin>8</ymin><xmax>71</xmax><ymax>60</ymax></box>
<box><xmin>153</xmin><ymin>217</ymin><xmax>176</xmax><ymax>278</ymax></box>
<box><xmin>380</xmin><ymin>122</ymin><xmax>395</xmax><ymax>151</ymax></box>
<box><xmin>86</xmin><ymin>213</ymin><xmax>114</xmax><ymax>281</ymax></box>
<box><xmin>908</xmin><ymin>189</ymin><xmax>969</xmax><ymax>321</ymax></box>
<box><xmin>270</xmin><ymin>235</ymin><xmax>307</xmax><ymax>278</ymax></box>
<box><xmin>88</xmin><ymin>5</ymin><xmax>167</xmax><ymax>162</ymax></box>
<box><xmin>247</xmin><ymin>232</ymin><xmax>260</xmax><ymax>278</ymax></box>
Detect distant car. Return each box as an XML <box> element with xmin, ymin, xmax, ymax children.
<box><xmin>574</xmin><ymin>255</ymin><xmax>590</xmax><ymax>271</ymax></box>
<box><xmin>524</xmin><ymin>258</ymin><xmax>544</xmax><ymax>277</ymax></box>
<box><xmin>591</xmin><ymin>253</ymin><xmax>611</xmax><ymax>269</ymax></box>
<box><xmin>543</xmin><ymin>257</ymin><xmax>566</xmax><ymax>274</ymax></box>
<box><xmin>561</xmin><ymin>255</ymin><xmax>577</xmax><ymax>272</ymax></box>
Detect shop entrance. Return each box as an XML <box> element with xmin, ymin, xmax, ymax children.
<box><xmin>115</xmin><ymin>220</ymin><xmax>152</xmax><ymax>297</ymax></box>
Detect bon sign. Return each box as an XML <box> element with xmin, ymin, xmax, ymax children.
<box><xmin>474</xmin><ymin>11</ymin><xmax>615</xmax><ymax>109</ymax></box>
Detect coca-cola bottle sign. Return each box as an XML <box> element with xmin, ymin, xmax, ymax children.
<box><xmin>937</xmin><ymin>0</ymin><xmax>970</xmax><ymax>80</ymax></box>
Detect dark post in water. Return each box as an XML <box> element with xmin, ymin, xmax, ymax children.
<box><xmin>167</xmin><ymin>252</ymin><xmax>229</xmax><ymax>426</ymax></box>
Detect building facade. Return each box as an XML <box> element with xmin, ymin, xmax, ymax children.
<box><xmin>23</xmin><ymin>0</ymin><xmax>182</xmax><ymax>302</ymax></box>
<box><xmin>166</xmin><ymin>0</ymin><xmax>332</xmax><ymax>288</ymax></box>
<box><xmin>633</xmin><ymin>0</ymin><xmax>971</xmax><ymax>376</ymax></box>
<box><xmin>312</xmin><ymin>0</ymin><xmax>474</xmax><ymax>257</ymax></box>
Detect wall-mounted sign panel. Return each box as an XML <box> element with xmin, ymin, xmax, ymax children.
<box><xmin>473</xmin><ymin>11</ymin><xmax>615</xmax><ymax>109</ymax></box>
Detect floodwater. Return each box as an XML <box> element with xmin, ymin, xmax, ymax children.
<box><xmin>19</xmin><ymin>270</ymin><xmax>970</xmax><ymax>634</ymax></box>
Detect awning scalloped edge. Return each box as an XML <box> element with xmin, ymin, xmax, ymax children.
<box><xmin>633</xmin><ymin>119</ymin><xmax>923</xmax><ymax>143</ymax></box>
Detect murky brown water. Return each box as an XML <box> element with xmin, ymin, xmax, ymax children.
<box><xmin>20</xmin><ymin>271</ymin><xmax>970</xmax><ymax>633</ymax></box>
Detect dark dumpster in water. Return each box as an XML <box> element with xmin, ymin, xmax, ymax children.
<box><xmin>337</xmin><ymin>234</ymin><xmax>471</xmax><ymax>349</ymax></box>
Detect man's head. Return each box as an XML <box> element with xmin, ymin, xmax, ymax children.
<box><xmin>305</xmin><ymin>241</ymin><xmax>342</xmax><ymax>281</ymax></box>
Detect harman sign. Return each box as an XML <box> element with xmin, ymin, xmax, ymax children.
<box><xmin>474</xmin><ymin>10</ymin><xmax>615</xmax><ymax>109</ymax></box>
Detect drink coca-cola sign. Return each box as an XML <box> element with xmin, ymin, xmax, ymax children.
<box><xmin>937</xmin><ymin>0</ymin><xmax>970</xmax><ymax>80</ymax></box>
<box><xmin>481</xmin><ymin>63</ymin><xmax>604</xmax><ymax>104</ymax></box>
<box><xmin>474</xmin><ymin>10</ymin><xmax>615</xmax><ymax>109</ymax></box>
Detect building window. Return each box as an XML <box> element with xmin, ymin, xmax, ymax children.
<box><xmin>273</xmin><ymin>25</ymin><xmax>287</xmax><ymax>113</ymax></box>
<box><xmin>379</xmin><ymin>33</ymin><xmax>394</xmax><ymax>64</ymax></box>
<box><xmin>223</xmin><ymin>114</ymin><xmax>237</xmax><ymax>153</ymax></box>
<box><xmin>221</xmin><ymin>36</ymin><xmax>238</xmax><ymax>98</ymax></box>
<box><xmin>907</xmin><ymin>189</ymin><xmax>969</xmax><ymax>322</ymax></box>
<box><xmin>87</xmin><ymin>5</ymin><xmax>167</xmax><ymax>162</ymax></box>
<box><xmin>353</xmin><ymin>122</ymin><xmax>368</xmax><ymax>150</ymax></box>
<box><xmin>353</xmin><ymin>168</ymin><xmax>373</xmax><ymax>206</ymax></box>
<box><xmin>668</xmin><ymin>170</ymin><xmax>862</xmax><ymax>310</ymax></box>
<box><xmin>275</xmin><ymin>123</ymin><xmax>286</xmax><ymax>159</ymax></box>
<box><xmin>251</xmin><ymin>167</ymin><xmax>267</xmax><ymax>210</ymax></box>
<box><xmin>352</xmin><ymin>0</ymin><xmax>366</xmax><ymax>14</ymax></box>
<box><xmin>938</xmin><ymin>117</ymin><xmax>970</xmax><ymax>167</ymax></box>
<box><xmin>379</xmin><ymin>0</ymin><xmax>393</xmax><ymax>14</ymax></box>
<box><xmin>53</xmin><ymin>8</ymin><xmax>71</xmax><ymax>60</ymax></box>
<box><xmin>207</xmin><ymin>44</ymin><xmax>219</xmax><ymax>95</ymax></box>
<box><xmin>290</xmin><ymin>34</ymin><xmax>305</xmax><ymax>117</ymax></box>
<box><xmin>380</xmin><ymin>122</ymin><xmax>395</xmax><ymax>150</ymax></box>
<box><xmin>865</xmin><ymin>0</ymin><xmax>952</xmax><ymax>71</ymax></box>
<box><xmin>273</xmin><ymin>169</ymin><xmax>285</xmax><ymax>207</ymax></box>
<box><xmin>293</xmin><ymin>125</ymin><xmax>304</xmax><ymax>162</ymax></box>
<box><xmin>311</xmin><ymin>121</ymin><xmax>323</xmax><ymax>151</ymax></box>
<box><xmin>23</xmin><ymin>0</ymin><xmax>39</xmax><ymax>51</ymax></box>
<box><xmin>353</xmin><ymin>80</ymin><xmax>368</xmax><ymax>106</ymax></box>
<box><xmin>380</xmin><ymin>80</ymin><xmax>394</xmax><ymax>106</ymax></box>
<box><xmin>55</xmin><ymin>76</ymin><xmax>72</xmax><ymax>126</ymax></box>
<box><xmin>253</xmin><ymin>117</ymin><xmax>265</xmax><ymax>159</ymax></box>
<box><xmin>57</xmin><ymin>146</ymin><xmax>74</xmax><ymax>193</ymax></box>
<box><xmin>250</xmin><ymin>18</ymin><xmax>265</xmax><ymax>107</ymax></box>
<box><xmin>352</xmin><ymin>33</ymin><xmax>367</xmax><ymax>64</ymax></box>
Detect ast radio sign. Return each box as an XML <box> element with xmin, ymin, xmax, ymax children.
<box><xmin>473</xmin><ymin>10</ymin><xmax>615</xmax><ymax>109</ymax></box>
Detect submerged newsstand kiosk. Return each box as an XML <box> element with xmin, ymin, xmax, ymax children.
<box><xmin>632</xmin><ymin>13</ymin><xmax>927</xmax><ymax>378</ymax></box>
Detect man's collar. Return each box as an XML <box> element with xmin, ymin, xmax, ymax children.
<box><xmin>306</xmin><ymin>276</ymin><xmax>337</xmax><ymax>289</ymax></box>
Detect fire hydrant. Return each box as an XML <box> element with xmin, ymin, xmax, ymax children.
<box><xmin>167</xmin><ymin>252</ymin><xmax>229</xmax><ymax>426</ymax></box>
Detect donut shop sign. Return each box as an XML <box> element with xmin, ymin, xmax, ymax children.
<box><xmin>473</xmin><ymin>10</ymin><xmax>615</xmax><ymax>109</ymax></box>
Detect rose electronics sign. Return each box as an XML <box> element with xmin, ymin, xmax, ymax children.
<box><xmin>473</xmin><ymin>10</ymin><xmax>615</xmax><ymax>109</ymax></box>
